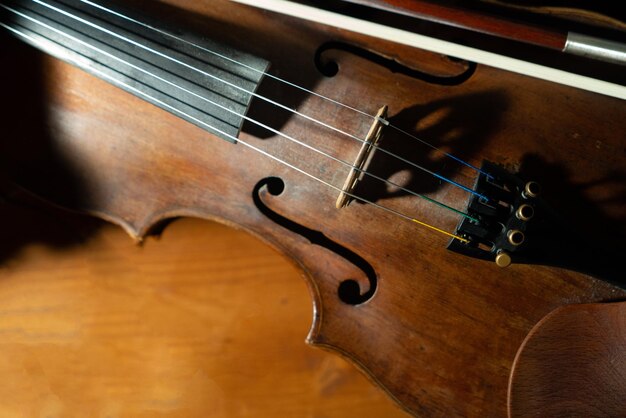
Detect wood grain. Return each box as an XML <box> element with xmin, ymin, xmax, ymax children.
<box><xmin>508</xmin><ymin>302</ymin><xmax>626</xmax><ymax>418</ymax></box>
<box><xmin>0</xmin><ymin>205</ymin><xmax>408</xmax><ymax>417</ymax></box>
<box><xmin>2</xmin><ymin>1</ymin><xmax>625</xmax><ymax>416</ymax></box>
<box><xmin>339</xmin><ymin>0</ymin><xmax>566</xmax><ymax>49</ymax></box>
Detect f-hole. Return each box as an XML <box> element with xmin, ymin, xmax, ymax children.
<box><xmin>253</xmin><ymin>177</ymin><xmax>377</xmax><ymax>305</ymax></box>
<box><xmin>314</xmin><ymin>41</ymin><xmax>477</xmax><ymax>85</ymax></box>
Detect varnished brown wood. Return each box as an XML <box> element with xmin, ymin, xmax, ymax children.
<box><xmin>481</xmin><ymin>0</ymin><xmax>626</xmax><ymax>31</ymax></box>
<box><xmin>340</xmin><ymin>0</ymin><xmax>567</xmax><ymax>49</ymax></box>
<box><xmin>508</xmin><ymin>302</ymin><xmax>626</xmax><ymax>418</ymax></box>
<box><xmin>0</xmin><ymin>205</ymin><xmax>408</xmax><ymax>417</ymax></box>
<box><xmin>1</xmin><ymin>1</ymin><xmax>625</xmax><ymax>416</ymax></box>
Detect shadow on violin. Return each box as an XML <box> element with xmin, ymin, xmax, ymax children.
<box><xmin>518</xmin><ymin>154</ymin><xmax>626</xmax><ymax>287</ymax></box>
<box><xmin>354</xmin><ymin>89</ymin><xmax>510</xmax><ymax>201</ymax></box>
<box><xmin>0</xmin><ymin>34</ymin><xmax>102</xmax><ymax>263</ymax></box>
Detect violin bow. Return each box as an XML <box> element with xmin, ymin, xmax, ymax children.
<box><xmin>230</xmin><ymin>0</ymin><xmax>626</xmax><ymax>100</ymax></box>
<box><xmin>341</xmin><ymin>0</ymin><xmax>626</xmax><ymax>66</ymax></box>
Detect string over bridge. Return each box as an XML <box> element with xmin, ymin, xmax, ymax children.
<box><xmin>336</xmin><ymin>106</ymin><xmax>388</xmax><ymax>209</ymax></box>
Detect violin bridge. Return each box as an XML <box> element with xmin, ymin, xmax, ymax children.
<box><xmin>335</xmin><ymin>105</ymin><xmax>388</xmax><ymax>209</ymax></box>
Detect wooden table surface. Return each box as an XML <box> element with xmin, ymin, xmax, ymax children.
<box><xmin>0</xmin><ymin>201</ymin><xmax>408</xmax><ymax>417</ymax></box>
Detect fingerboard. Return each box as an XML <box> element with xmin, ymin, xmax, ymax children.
<box><xmin>0</xmin><ymin>0</ymin><xmax>269</xmax><ymax>143</ymax></box>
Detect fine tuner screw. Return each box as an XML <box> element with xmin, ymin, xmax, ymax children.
<box><xmin>495</xmin><ymin>250</ymin><xmax>512</xmax><ymax>268</ymax></box>
<box><xmin>516</xmin><ymin>204</ymin><xmax>534</xmax><ymax>221</ymax></box>
<box><xmin>507</xmin><ymin>229</ymin><xmax>525</xmax><ymax>246</ymax></box>
<box><xmin>523</xmin><ymin>181</ymin><xmax>541</xmax><ymax>198</ymax></box>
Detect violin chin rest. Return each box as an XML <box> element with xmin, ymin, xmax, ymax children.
<box><xmin>508</xmin><ymin>301</ymin><xmax>626</xmax><ymax>418</ymax></box>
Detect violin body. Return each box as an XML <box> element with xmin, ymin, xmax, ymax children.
<box><xmin>1</xmin><ymin>1</ymin><xmax>625</xmax><ymax>416</ymax></box>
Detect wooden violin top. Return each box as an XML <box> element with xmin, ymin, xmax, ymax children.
<box><xmin>1</xmin><ymin>0</ymin><xmax>624</xmax><ymax>416</ymax></box>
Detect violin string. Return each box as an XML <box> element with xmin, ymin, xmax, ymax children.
<box><xmin>2</xmin><ymin>3</ymin><xmax>477</xmax><ymax>222</ymax></box>
<box><xmin>0</xmin><ymin>21</ymin><xmax>470</xmax><ymax>243</ymax></box>
<box><xmin>31</xmin><ymin>0</ymin><xmax>487</xmax><ymax>201</ymax></box>
<box><xmin>78</xmin><ymin>0</ymin><xmax>491</xmax><ymax>180</ymax></box>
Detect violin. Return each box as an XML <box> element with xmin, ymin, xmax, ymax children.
<box><xmin>1</xmin><ymin>0</ymin><xmax>624</xmax><ymax>416</ymax></box>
